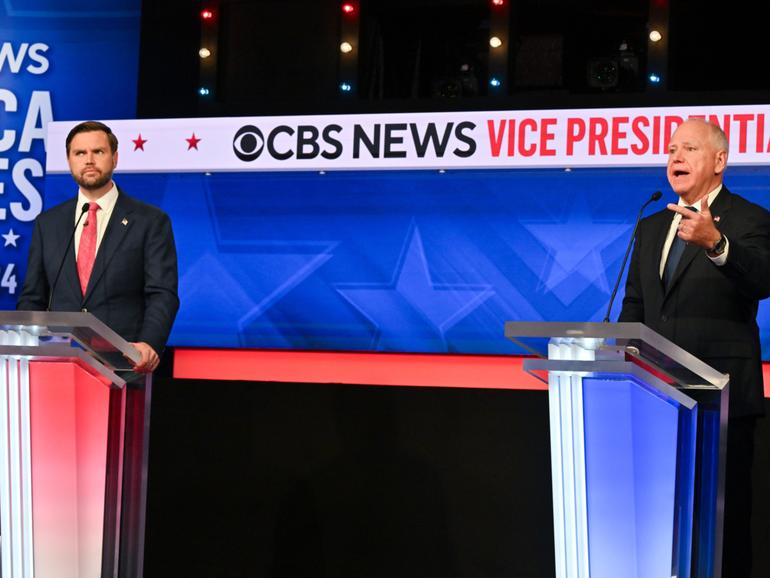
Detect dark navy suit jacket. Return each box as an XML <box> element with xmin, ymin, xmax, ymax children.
<box><xmin>619</xmin><ymin>187</ymin><xmax>770</xmax><ymax>417</ymax></box>
<box><xmin>17</xmin><ymin>188</ymin><xmax>179</xmax><ymax>356</ymax></box>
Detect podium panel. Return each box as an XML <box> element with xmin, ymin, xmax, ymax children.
<box><xmin>583</xmin><ymin>376</ymin><xmax>693</xmax><ymax>577</ymax></box>
<box><xmin>506</xmin><ymin>322</ymin><xmax>728</xmax><ymax>578</ymax></box>
<box><xmin>0</xmin><ymin>312</ymin><xmax>148</xmax><ymax>578</ymax></box>
<box><xmin>29</xmin><ymin>361</ymin><xmax>113</xmax><ymax>578</ymax></box>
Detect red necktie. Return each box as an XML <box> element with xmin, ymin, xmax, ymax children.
<box><xmin>77</xmin><ymin>202</ymin><xmax>100</xmax><ymax>295</ymax></box>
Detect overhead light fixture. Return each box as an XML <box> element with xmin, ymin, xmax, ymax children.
<box><xmin>199</xmin><ymin>48</ymin><xmax>211</xmax><ymax>59</ymax></box>
<box><xmin>340</xmin><ymin>42</ymin><xmax>353</xmax><ymax>53</ymax></box>
<box><xmin>489</xmin><ymin>36</ymin><xmax>503</xmax><ymax>48</ymax></box>
<box><xmin>649</xmin><ymin>30</ymin><xmax>662</xmax><ymax>42</ymax></box>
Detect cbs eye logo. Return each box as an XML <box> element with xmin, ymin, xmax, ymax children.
<box><xmin>233</xmin><ymin>125</ymin><xmax>265</xmax><ymax>161</ymax></box>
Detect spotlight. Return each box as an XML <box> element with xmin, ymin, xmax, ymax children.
<box><xmin>489</xmin><ymin>77</ymin><xmax>502</xmax><ymax>87</ymax></box>
<box><xmin>649</xmin><ymin>30</ymin><xmax>662</xmax><ymax>42</ymax></box>
<box><xmin>489</xmin><ymin>36</ymin><xmax>502</xmax><ymax>48</ymax></box>
<box><xmin>199</xmin><ymin>48</ymin><xmax>211</xmax><ymax>59</ymax></box>
<box><xmin>201</xmin><ymin>9</ymin><xmax>214</xmax><ymax>20</ymax></box>
<box><xmin>648</xmin><ymin>73</ymin><xmax>661</xmax><ymax>84</ymax></box>
<box><xmin>198</xmin><ymin>87</ymin><xmax>210</xmax><ymax>96</ymax></box>
<box><xmin>340</xmin><ymin>82</ymin><xmax>352</xmax><ymax>92</ymax></box>
<box><xmin>491</xmin><ymin>0</ymin><xmax>505</xmax><ymax>5</ymax></box>
<box><xmin>342</xmin><ymin>3</ymin><xmax>356</xmax><ymax>14</ymax></box>
<box><xmin>340</xmin><ymin>42</ymin><xmax>353</xmax><ymax>53</ymax></box>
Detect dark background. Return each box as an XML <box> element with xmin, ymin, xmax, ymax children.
<box><xmin>144</xmin><ymin>379</ymin><xmax>555</xmax><ymax>577</ymax></box>
<box><xmin>143</xmin><ymin>376</ymin><xmax>770</xmax><ymax>577</ymax></box>
<box><xmin>137</xmin><ymin>2</ymin><xmax>770</xmax><ymax>576</ymax></box>
<box><xmin>138</xmin><ymin>0</ymin><xmax>770</xmax><ymax>119</ymax></box>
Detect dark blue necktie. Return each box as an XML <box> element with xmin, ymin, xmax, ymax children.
<box><xmin>663</xmin><ymin>206</ymin><xmax>697</xmax><ymax>289</ymax></box>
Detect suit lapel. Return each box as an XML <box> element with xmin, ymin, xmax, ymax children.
<box><xmin>652</xmin><ymin>212</ymin><xmax>671</xmax><ymax>280</ymax></box>
<box><xmin>639</xmin><ymin>209</ymin><xmax>671</xmax><ymax>302</ymax></box>
<box><xmin>707</xmin><ymin>186</ymin><xmax>732</xmax><ymax>229</ymax></box>
<box><xmin>59</xmin><ymin>200</ymin><xmax>84</xmax><ymax>300</ymax></box>
<box><xmin>666</xmin><ymin>241</ymin><xmax>699</xmax><ymax>294</ymax></box>
<box><xmin>83</xmin><ymin>192</ymin><xmax>134</xmax><ymax>303</ymax></box>
<box><xmin>663</xmin><ymin>188</ymin><xmax>733</xmax><ymax>295</ymax></box>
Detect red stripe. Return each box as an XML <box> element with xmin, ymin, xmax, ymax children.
<box><xmin>173</xmin><ymin>348</ymin><xmax>770</xmax><ymax>397</ymax></box>
<box><xmin>173</xmin><ymin>349</ymin><xmax>546</xmax><ymax>390</ymax></box>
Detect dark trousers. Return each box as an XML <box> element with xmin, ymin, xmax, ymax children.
<box><xmin>722</xmin><ymin>415</ymin><xmax>757</xmax><ymax>578</ymax></box>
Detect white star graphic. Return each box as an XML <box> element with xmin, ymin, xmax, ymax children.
<box><xmin>336</xmin><ymin>224</ymin><xmax>494</xmax><ymax>350</ymax></box>
<box><xmin>520</xmin><ymin>195</ymin><xmax>631</xmax><ymax>305</ymax></box>
<box><xmin>2</xmin><ymin>229</ymin><xmax>20</xmax><ymax>247</ymax></box>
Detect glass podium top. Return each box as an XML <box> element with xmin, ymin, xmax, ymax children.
<box><xmin>0</xmin><ymin>310</ymin><xmax>140</xmax><ymax>371</ymax></box>
<box><xmin>504</xmin><ymin>321</ymin><xmax>728</xmax><ymax>390</ymax></box>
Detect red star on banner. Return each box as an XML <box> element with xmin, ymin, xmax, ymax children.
<box><xmin>186</xmin><ymin>133</ymin><xmax>201</xmax><ymax>150</ymax></box>
<box><xmin>132</xmin><ymin>134</ymin><xmax>147</xmax><ymax>151</ymax></box>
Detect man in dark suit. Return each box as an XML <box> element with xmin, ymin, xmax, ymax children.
<box><xmin>17</xmin><ymin>120</ymin><xmax>179</xmax><ymax>373</ymax></box>
<box><xmin>619</xmin><ymin>118</ymin><xmax>770</xmax><ymax>577</ymax></box>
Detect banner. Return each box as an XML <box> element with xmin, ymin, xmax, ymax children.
<box><xmin>41</xmin><ymin>103</ymin><xmax>770</xmax><ymax>354</ymax></box>
<box><xmin>0</xmin><ymin>0</ymin><xmax>141</xmax><ymax>309</ymax></box>
<box><xmin>46</xmin><ymin>104</ymin><xmax>770</xmax><ymax>174</ymax></box>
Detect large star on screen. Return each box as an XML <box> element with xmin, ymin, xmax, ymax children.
<box><xmin>520</xmin><ymin>195</ymin><xmax>632</xmax><ymax>307</ymax></box>
<box><xmin>167</xmin><ymin>176</ymin><xmax>334</xmax><ymax>347</ymax></box>
<box><xmin>336</xmin><ymin>224</ymin><xmax>494</xmax><ymax>351</ymax></box>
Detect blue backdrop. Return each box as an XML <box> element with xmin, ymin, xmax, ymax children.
<box><xmin>0</xmin><ymin>0</ymin><xmax>140</xmax><ymax>309</ymax></box>
<box><xmin>42</xmin><ymin>165</ymin><xmax>770</xmax><ymax>356</ymax></box>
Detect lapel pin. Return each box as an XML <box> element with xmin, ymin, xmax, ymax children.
<box><xmin>713</xmin><ymin>216</ymin><xmax>721</xmax><ymax>222</ymax></box>
<box><xmin>122</xmin><ymin>218</ymin><xmax>128</xmax><ymax>226</ymax></box>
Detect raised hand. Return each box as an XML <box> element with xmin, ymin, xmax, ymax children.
<box><xmin>666</xmin><ymin>196</ymin><xmax>721</xmax><ymax>250</ymax></box>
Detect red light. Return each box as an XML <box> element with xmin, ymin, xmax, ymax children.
<box><xmin>201</xmin><ymin>9</ymin><xmax>214</xmax><ymax>20</ymax></box>
<box><xmin>491</xmin><ymin>0</ymin><xmax>505</xmax><ymax>6</ymax></box>
<box><xmin>342</xmin><ymin>3</ymin><xmax>356</xmax><ymax>14</ymax></box>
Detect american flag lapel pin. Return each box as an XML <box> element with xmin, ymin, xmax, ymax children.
<box><xmin>122</xmin><ymin>218</ymin><xmax>128</xmax><ymax>226</ymax></box>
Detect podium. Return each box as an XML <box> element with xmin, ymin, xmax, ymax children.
<box><xmin>0</xmin><ymin>311</ymin><xmax>149</xmax><ymax>578</ymax></box>
<box><xmin>505</xmin><ymin>322</ymin><xmax>728</xmax><ymax>578</ymax></box>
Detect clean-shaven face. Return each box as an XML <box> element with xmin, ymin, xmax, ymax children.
<box><xmin>666</xmin><ymin>120</ymin><xmax>726</xmax><ymax>205</ymax></box>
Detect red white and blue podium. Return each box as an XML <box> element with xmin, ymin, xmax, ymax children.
<box><xmin>505</xmin><ymin>322</ymin><xmax>728</xmax><ymax>578</ymax></box>
<box><xmin>0</xmin><ymin>312</ymin><xmax>148</xmax><ymax>578</ymax></box>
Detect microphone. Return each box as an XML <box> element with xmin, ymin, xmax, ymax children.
<box><xmin>602</xmin><ymin>190</ymin><xmax>662</xmax><ymax>323</ymax></box>
<box><xmin>47</xmin><ymin>203</ymin><xmax>90</xmax><ymax>311</ymax></box>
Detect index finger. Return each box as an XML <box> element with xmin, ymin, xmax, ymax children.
<box><xmin>667</xmin><ymin>203</ymin><xmax>696</xmax><ymax>218</ymax></box>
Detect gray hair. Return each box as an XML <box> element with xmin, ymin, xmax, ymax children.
<box><xmin>687</xmin><ymin>117</ymin><xmax>729</xmax><ymax>153</ymax></box>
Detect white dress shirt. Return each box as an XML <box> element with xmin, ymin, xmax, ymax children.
<box><xmin>74</xmin><ymin>183</ymin><xmax>119</xmax><ymax>259</ymax></box>
<box><xmin>659</xmin><ymin>185</ymin><xmax>729</xmax><ymax>279</ymax></box>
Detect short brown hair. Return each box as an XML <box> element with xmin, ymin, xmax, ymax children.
<box><xmin>65</xmin><ymin>121</ymin><xmax>118</xmax><ymax>154</ymax></box>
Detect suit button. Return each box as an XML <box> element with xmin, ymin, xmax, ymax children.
<box><xmin>661</xmin><ymin>314</ymin><xmax>667</xmax><ymax>322</ymax></box>
<box><xmin>81</xmin><ymin>308</ymin><xmax>88</xmax><ymax>312</ymax></box>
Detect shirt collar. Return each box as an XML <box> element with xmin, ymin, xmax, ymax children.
<box><xmin>677</xmin><ymin>184</ymin><xmax>722</xmax><ymax>211</ymax></box>
<box><xmin>77</xmin><ymin>182</ymin><xmax>119</xmax><ymax>213</ymax></box>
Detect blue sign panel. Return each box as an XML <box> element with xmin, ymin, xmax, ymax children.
<box><xmin>43</xmin><ymin>165</ymin><xmax>770</xmax><ymax>355</ymax></box>
<box><xmin>0</xmin><ymin>0</ymin><xmax>141</xmax><ymax>309</ymax></box>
